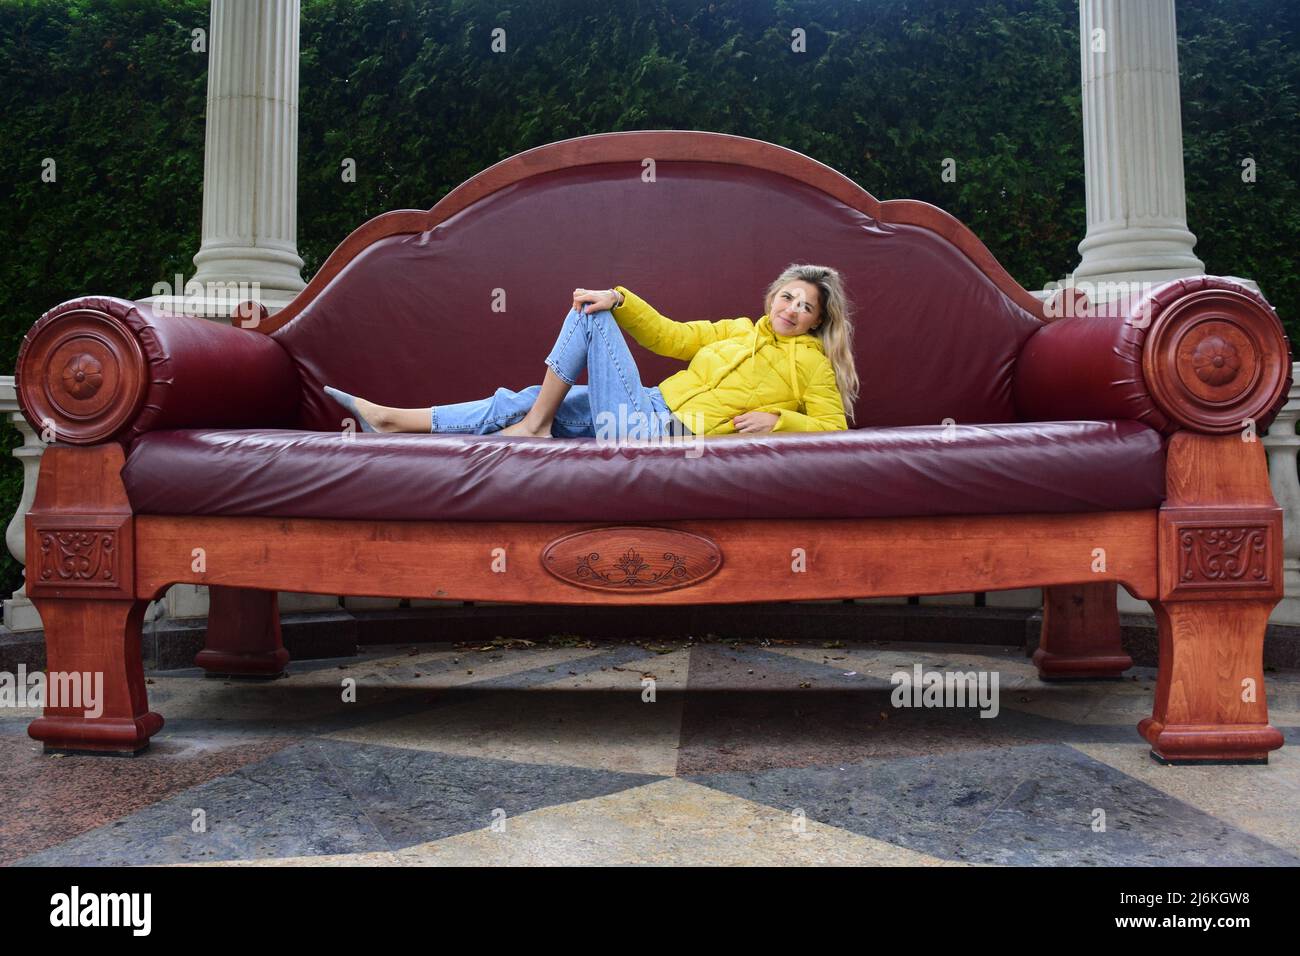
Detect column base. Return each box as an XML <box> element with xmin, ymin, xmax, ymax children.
<box><xmin>140</xmin><ymin>290</ymin><xmax>300</xmax><ymax>320</ymax></box>
<box><xmin>3</xmin><ymin>594</ymin><xmax>43</xmax><ymax>631</ymax></box>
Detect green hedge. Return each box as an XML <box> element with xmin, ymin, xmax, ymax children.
<box><xmin>1</xmin><ymin>0</ymin><xmax>1296</xmax><ymax>601</ymax></box>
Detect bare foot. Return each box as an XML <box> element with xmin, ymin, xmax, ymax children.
<box><xmin>498</xmin><ymin>419</ymin><xmax>553</xmax><ymax>437</ymax></box>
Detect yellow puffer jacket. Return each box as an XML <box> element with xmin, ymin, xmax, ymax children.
<box><xmin>612</xmin><ymin>286</ymin><xmax>848</xmax><ymax>435</ymax></box>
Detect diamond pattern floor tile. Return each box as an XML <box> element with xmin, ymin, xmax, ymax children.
<box><xmin>5</xmin><ymin>640</ymin><xmax>1296</xmax><ymax>866</ymax></box>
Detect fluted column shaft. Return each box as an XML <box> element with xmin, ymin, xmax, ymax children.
<box><xmin>1074</xmin><ymin>0</ymin><xmax>1204</xmax><ymax>288</ymax></box>
<box><xmin>188</xmin><ymin>0</ymin><xmax>305</xmax><ymax>310</ymax></box>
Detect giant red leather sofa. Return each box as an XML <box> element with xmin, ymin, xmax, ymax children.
<box><xmin>15</xmin><ymin>130</ymin><xmax>1292</xmax><ymax>763</ymax></box>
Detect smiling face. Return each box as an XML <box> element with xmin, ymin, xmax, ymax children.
<box><xmin>769</xmin><ymin>280</ymin><xmax>823</xmax><ymax>336</ymax></box>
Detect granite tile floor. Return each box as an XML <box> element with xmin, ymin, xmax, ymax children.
<box><xmin>1</xmin><ymin>637</ymin><xmax>1297</xmax><ymax>866</ymax></box>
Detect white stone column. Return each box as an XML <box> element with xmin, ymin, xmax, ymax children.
<box><xmin>1072</xmin><ymin>0</ymin><xmax>1204</xmax><ymax>295</ymax></box>
<box><xmin>144</xmin><ymin>1</ymin><xmax>331</xmax><ymax>622</ymax></box>
<box><xmin>146</xmin><ymin>0</ymin><xmax>305</xmax><ymax>318</ymax></box>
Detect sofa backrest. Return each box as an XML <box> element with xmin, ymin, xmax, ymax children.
<box><xmin>269</xmin><ymin>131</ymin><xmax>1047</xmax><ymax>431</ymax></box>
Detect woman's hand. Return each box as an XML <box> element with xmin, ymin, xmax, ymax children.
<box><xmin>732</xmin><ymin>411</ymin><xmax>780</xmax><ymax>434</ymax></box>
<box><xmin>573</xmin><ymin>288</ymin><xmax>621</xmax><ymax>314</ymax></box>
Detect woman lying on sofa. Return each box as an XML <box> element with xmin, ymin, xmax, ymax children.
<box><xmin>324</xmin><ymin>263</ymin><xmax>860</xmax><ymax>439</ymax></box>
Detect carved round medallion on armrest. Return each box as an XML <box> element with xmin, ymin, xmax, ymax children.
<box><xmin>17</xmin><ymin>295</ymin><xmax>301</xmax><ymax>445</ymax></box>
<box><xmin>1138</xmin><ymin>277</ymin><xmax>1292</xmax><ymax>435</ymax></box>
<box><xmin>16</xmin><ymin>306</ymin><xmax>148</xmax><ymax>445</ymax></box>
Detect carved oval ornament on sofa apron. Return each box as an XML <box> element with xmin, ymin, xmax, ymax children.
<box><xmin>540</xmin><ymin>526</ymin><xmax>723</xmax><ymax>593</ymax></box>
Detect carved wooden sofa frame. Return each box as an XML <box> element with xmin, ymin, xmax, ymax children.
<box><xmin>15</xmin><ymin>131</ymin><xmax>1293</xmax><ymax>764</ymax></box>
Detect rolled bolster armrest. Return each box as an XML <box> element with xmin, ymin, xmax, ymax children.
<box><xmin>15</xmin><ymin>296</ymin><xmax>301</xmax><ymax>445</ymax></box>
<box><xmin>1014</xmin><ymin>275</ymin><xmax>1292</xmax><ymax>437</ymax></box>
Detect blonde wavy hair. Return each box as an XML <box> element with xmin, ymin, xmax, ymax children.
<box><xmin>762</xmin><ymin>263</ymin><xmax>860</xmax><ymax>426</ymax></box>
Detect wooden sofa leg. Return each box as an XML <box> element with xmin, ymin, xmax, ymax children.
<box><xmin>27</xmin><ymin>596</ymin><xmax>163</xmax><ymax>755</ymax></box>
<box><xmin>1142</xmin><ymin>431</ymin><xmax>1287</xmax><ymax>763</ymax></box>
<box><xmin>1139</xmin><ymin>597</ymin><xmax>1282</xmax><ymax>764</ymax></box>
<box><xmin>1034</xmin><ymin>582</ymin><xmax>1133</xmax><ymax>679</ymax></box>
<box><xmin>196</xmin><ymin>585</ymin><xmax>288</xmax><ymax>679</ymax></box>
<box><xmin>24</xmin><ymin>442</ymin><xmax>162</xmax><ymax>755</ymax></box>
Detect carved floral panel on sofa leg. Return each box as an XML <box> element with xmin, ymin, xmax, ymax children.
<box><xmin>196</xmin><ymin>585</ymin><xmax>289</xmax><ymax>679</ymax></box>
<box><xmin>23</xmin><ymin>443</ymin><xmax>163</xmax><ymax>755</ymax></box>
<box><xmin>1034</xmin><ymin>582</ymin><xmax>1133</xmax><ymax>679</ymax></box>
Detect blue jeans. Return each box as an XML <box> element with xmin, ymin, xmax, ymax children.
<box><xmin>430</xmin><ymin>308</ymin><xmax>692</xmax><ymax>438</ymax></box>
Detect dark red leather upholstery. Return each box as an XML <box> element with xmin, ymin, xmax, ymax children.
<box><xmin>271</xmin><ymin>161</ymin><xmax>1044</xmax><ymax>432</ymax></box>
<box><xmin>16</xmin><ymin>296</ymin><xmax>301</xmax><ymax>444</ymax></box>
<box><xmin>116</xmin><ymin>301</ymin><xmax>301</xmax><ymax>442</ymax></box>
<box><xmin>1014</xmin><ymin>314</ymin><xmax>1173</xmax><ymax>435</ymax></box>
<box><xmin>120</xmin><ymin>420</ymin><xmax>1166</xmax><ymax>521</ymax></box>
<box><xmin>1015</xmin><ymin>275</ymin><xmax>1292</xmax><ymax>435</ymax></box>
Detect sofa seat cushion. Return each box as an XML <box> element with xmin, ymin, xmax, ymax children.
<box><xmin>120</xmin><ymin>420</ymin><xmax>1166</xmax><ymax>522</ymax></box>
